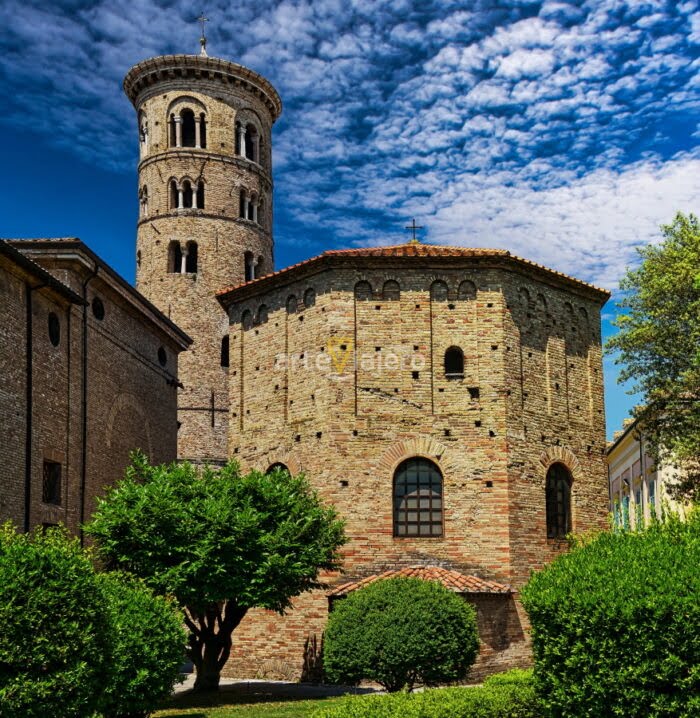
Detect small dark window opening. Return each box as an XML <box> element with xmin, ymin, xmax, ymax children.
<box><xmin>48</xmin><ymin>313</ymin><xmax>60</xmax><ymax>347</ymax></box>
<box><xmin>267</xmin><ymin>462</ymin><xmax>289</xmax><ymax>475</ymax></box>
<box><xmin>286</xmin><ymin>295</ymin><xmax>297</xmax><ymax>314</ymax></box>
<box><xmin>444</xmin><ymin>346</ymin><xmax>464</xmax><ymax>378</ymax></box>
<box><xmin>458</xmin><ymin>280</ymin><xmax>477</xmax><ymax>300</ymax></box>
<box><xmin>199</xmin><ymin>113</ymin><xmax>207</xmax><ymax>148</ymax></box>
<box><xmin>181</xmin><ymin>109</ymin><xmax>196</xmax><ymax>147</ymax></box>
<box><xmin>157</xmin><ymin>347</ymin><xmax>167</xmax><ymax>366</ymax></box>
<box><xmin>258</xmin><ymin>305</ymin><xmax>269</xmax><ymax>324</ymax></box>
<box><xmin>137</xmin><ymin>250</ymin><xmax>142</xmax><ymax>268</ymax></box>
<box><xmin>468</xmin><ymin>387</ymin><xmax>480</xmax><ymax>400</ymax></box>
<box><xmin>169</xmin><ymin>114</ymin><xmax>176</xmax><ymax>147</ymax></box>
<box><xmin>220</xmin><ymin>335</ymin><xmax>230</xmax><ymax>367</ymax></box>
<box><xmin>92</xmin><ymin>297</ymin><xmax>105</xmax><ymax>321</ymax></box>
<box><xmin>185</xmin><ymin>242</ymin><xmax>198</xmax><ymax>273</ymax></box>
<box><xmin>241</xmin><ymin>310</ymin><xmax>253</xmax><ymax>331</ymax></box>
<box><xmin>42</xmin><ymin>460</ymin><xmax>62</xmax><ymax>505</ymax></box>
<box><xmin>239</xmin><ymin>189</ymin><xmax>247</xmax><ymax>218</ymax></box>
<box><xmin>546</xmin><ymin>463</ymin><xmax>572</xmax><ymax>539</ymax></box>
<box><xmin>182</xmin><ymin>181</ymin><xmax>193</xmax><ymax>208</ymax></box>
<box><xmin>170</xmin><ymin>180</ymin><xmax>179</xmax><ymax>209</ymax></box>
<box><xmin>393</xmin><ymin>457</ymin><xmax>443</xmax><ymax>537</ymax></box>
<box><xmin>304</xmin><ymin>288</ymin><xmax>316</xmax><ymax>308</ymax></box>
<box><xmin>197</xmin><ymin>183</ymin><xmax>205</xmax><ymax>209</ymax></box>
<box><xmin>169</xmin><ymin>241</ymin><xmax>182</xmax><ymax>273</ymax></box>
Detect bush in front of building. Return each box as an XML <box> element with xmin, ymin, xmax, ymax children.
<box><xmin>98</xmin><ymin>572</ymin><xmax>187</xmax><ymax>718</ymax></box>
<box><xmin>521</xmin><ymin>512</ymin><xmax>700</xmax><ymax>717</ymax></box>
<box><xmin>312</xmin><ymin>669</ymin><xmax>539</xmax><ymax>717</ymax></box>
<box><xmin>323</xmin><ymin>577</ymin><xmax>479</xmax><ymax>692</ymax></box>
<box><xmin>0</xmin><ymin>523</ymin><xmax>112</xmax><ymax>718</ymax></box>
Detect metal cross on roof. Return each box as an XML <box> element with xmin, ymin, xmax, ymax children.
<box><xmin>198</xmin><ymin>13</ymin><xmax>209</xmax><ymax>56</ymax></box>
<box><xmin>405</xmin><ymin>218</ymin><xmax>423</xmax><ymax>244</ymax></box>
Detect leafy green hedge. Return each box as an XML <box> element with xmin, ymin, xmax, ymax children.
<box><xmin>521</xmin><ymin>513</ymin><xmax>700</xmax><ymax>717</ymax></box>
<box><xmin>312</xmin><ymin>669</ymin><xmax>540</xmax><ymax>718</ymax></box>
<box><xmin>0</xmin><ymin>524</ymin><xmax>112</xmax><ymax>718</ymax></box>
<box><xmin>98</xmin><ymin>573</ymin><xmax>186</xmax><ymax>718</ymax></box>
<box><xmin>324</xmin><ymin>577</ymin><xmax>479</xmax><ymax>691</ymax></box>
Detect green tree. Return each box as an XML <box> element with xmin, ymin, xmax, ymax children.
<box><xmin>323</xmin><ymin>577</ymin><xmax>479</xmax><ymax>692</ymax></box>
<box><xmin>86</xmin><ymin>454</ymin><xmax>345</xmax><ymax>691</ymax></box>
<box><xmin>0</xmin><ymin>524</ymin><xmax>112</xmax><ymax>718</ymax></box>
<box><xmin>607</xmin><ymin>212</ymin><xmax>700</xmax><ymax>503</ymax></box>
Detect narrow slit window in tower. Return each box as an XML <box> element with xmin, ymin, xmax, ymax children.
<box><xmin>197</xmin><ymin>182</ymin><xmax>205</xmax><ymax>209</ymax></box>
<box><xmin>185</xmin><ymin>241</ymin><xmax>198</xmax><ymax>273</ymax></box>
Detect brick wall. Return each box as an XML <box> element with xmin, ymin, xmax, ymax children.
<box><xmin>220</xmin><ymin>257</ymin><xmax>609</xmax><ymax>680</ymax></box>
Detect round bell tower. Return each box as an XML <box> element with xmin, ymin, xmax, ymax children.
<box><xmin>124</xmin><ymin>51</ymin><xmax>281</xmax><ymax>464</ymax></box>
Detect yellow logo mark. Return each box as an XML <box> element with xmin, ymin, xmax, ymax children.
<box><xmin>327</xmin><ymin>337</ymin><xmax>354</xmax><ymax>374</ymax></box>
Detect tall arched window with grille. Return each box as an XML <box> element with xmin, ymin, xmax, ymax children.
<box><xmin>393</xmin><ymin>458</ymin><xmax>443</xmax><ymax>537</ymax></box>
<box><xmin>546</xmin><ymin>463</ymin><xmax>572</xmax><ymax>539</ymax></box>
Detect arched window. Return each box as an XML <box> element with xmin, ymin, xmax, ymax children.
<box><xmin>393</xmin><ymin>457</ymin><xmax>443</xmax><ymax>537</ymax></box>
<box><xmin>170</xmin><ymin>180</ymin><xmax>179</xmax><ymax>210</ymax></box>
<box><xmin>546</xmin><ymin>463</ymin><xmax>572</xmax><ymax>539</ymax></box>
<box><xmin>241</xmin><ymin>309</ymin><xmax>253</xmax><ymax>331</ymax></box>
<box><xmin>444</xmin><ymin>346</ymin><xmax>464</xmax><ymax>378</ymax></box>
<box><xmin>168</xmin><ymin>241</ymin><xmax>182</xmax><ymax>273</ymax></box>
<box><xmin>245</xmin><ymin>123</ymin><xmax>259</xmax><ymax>162</ymax></box>
<box><xmin>181</xmin><ymin>109</ymin><xmax>196</xmax><ymax>147</ymax></box>
<box><xmin>244</xmin><ymin>251</ymin><xmax>255</xmax><ymax>282</ymax></box>
<box><xmin>258</xmin><ymin>305</ymin><xmax>269</xmax><ymax>324</ymax></box>
<box><xmin>267</xmin><ymin>463</ymin><xmax>289</xmax><ymax>475</ymax></box>
<box><xmin>354</xmin><ymin>281</ymin><xmax>372</xmax><ymax>301</ymax></box>
<box><xmin>220</xmin><ymin>335</ymin><xmax>230</xmax><ymax>368</ymax></box>
<box><xmin>458</xmin><ymin>280</ymin><xmax>476</xmax><ymax>300</ymax></box>
<box><xmin>239</xmin><ymin>189</ymin><xmax>248</xmax><ymax>218</ymax></box>
<box><xmin>185</xmin><ymin>241</ymin><xmax>198</xmax><ymax>273</ymax></box>
<box><xmin>196</xmin><ymin>182</ymin><xmax>205</xmax><ymax>209</ymax></box>
<box><xmin>199</xmin><ymin>113</ymin><xmax>207</xmax><ymax>148</ymax></box>
<box><xmin>430</xmin><ymin>280</ymin><xmax>449</xmax><ymax>301</ymax></box>
<box><xmin>286</xmin><ymin>295</ymin><xmax>298</xmax><ymax>314</ymax></box>
<box><xmin>382</xmin><ymin>280</ymin><xmax>400</xmax><ymax>301</ymax></box>
<box><xmin>182</xmin><ymin>180</ymin><xmax>193</xmax><ymax>209</ymax></box>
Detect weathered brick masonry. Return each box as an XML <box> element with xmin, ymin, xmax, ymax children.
<box><xmin>0</xmin><ymin>239</ymin><xmax>190</xmax><ymax>534</ymax></box>
<box><xmin>217</xmin><ymin>245</ymin><xmax>610</xmax><ymax>679</ymax></box>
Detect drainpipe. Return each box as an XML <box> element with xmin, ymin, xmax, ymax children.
<box><xmin>79</xmin><ymin>264</ymin><xmax>99</xmax><ymax>545</ymax></box>
<box><xmin>24</xmin><ymin>281</ymin><xmax>45</xmax><ymax>533</ymax></box>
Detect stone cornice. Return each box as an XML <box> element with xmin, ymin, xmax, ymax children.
<box><xmin>138</xmin><ymin>149</ymin><xmax>273</xmax><ymax>188</ymax></box>
<box><xmin>124</xmin><ymin>54</ymin><xmax>282</xmax><ymax>121</ymax></box>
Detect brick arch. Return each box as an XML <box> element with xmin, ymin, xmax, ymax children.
<box><xmin>539</xmin><ymin>446</ymin><xmax>581</xmax><ymax>481</ymax></box>
<box><xmin>378</xmin><ymin>437</ymin><xmax>459</xmax><ymax>478</ymax></box>
<box><xmin>105</xmin><ymin>393</ymin><xmax>153</xmax><ymax>459</ymax></box>
<box><xmin>259</xmin><ymin>452</ymin><xmax>302</xmax><ymax>476</ymax></box>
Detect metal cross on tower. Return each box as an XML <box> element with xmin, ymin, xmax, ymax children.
<box><xmin>405</xmin><ymin>218</ymin><xmax>423</xmax><ymax>244</ymax></box>
<box><xmin>198</xmin><ymin>13</ymin><xmax>209</xmax><ymax>56</ymax></box>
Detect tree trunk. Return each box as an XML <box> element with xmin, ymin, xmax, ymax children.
<box><xmin>185</xmin><ymin>601</ymin><xmax>247</xmax><ymax>693</ymax></box>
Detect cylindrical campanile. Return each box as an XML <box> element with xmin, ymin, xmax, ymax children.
<box><xmin>124</xmin><ymin>54</ymin><xmax>281</xmax><ymax>464</ymax></box>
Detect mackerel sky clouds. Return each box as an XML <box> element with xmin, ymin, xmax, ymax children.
<box><xmin>0</xmin><ymin>0</ymin><xmax>698</xmax><ymax>431</ymax></box>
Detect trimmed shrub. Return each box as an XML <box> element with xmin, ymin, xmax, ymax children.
<box><xmin>98</xmin><ymin>572</ymin><xmax>187</xmax><ymax>718</ymax></box>
<box><xmin>0</xmin><ymin>524</ymin><xmax>111</xmax><ymax>718</ymax></box>
<box><xmin>521</xmin><ymin>513</ymin><xmax>700</xmax><ymax>717</ymax></box>
<box><xmin>323</xmin><ymin>577</ymin><xmax>479</xmax><ymax>691</ymax></box>
<box><xmin>312</xmin><ymin>670</ymin><xmax>540</xmax><ymax>718</ymax></box>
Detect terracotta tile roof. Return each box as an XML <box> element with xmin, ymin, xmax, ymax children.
<box><xmin>216</xmin><ymin>241</ymin><xmax>610</xmax><ymax>301</ymax></box>
<box><xmin>327</xmin><ymin>565</ymin><xmax>512</xmax><ymax>597</ymax></box>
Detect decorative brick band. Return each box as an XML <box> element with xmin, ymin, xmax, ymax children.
<box><xmin>378</xmin><ymin>436</ymin><xmax>459</xmax><ymax>477</ymax></box>
<box><xmin>538</xmin><ymin>445</ymin><xmax>581</xmax><ymax>480</ymax></box>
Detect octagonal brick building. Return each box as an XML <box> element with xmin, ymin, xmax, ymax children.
<box><xmin>217</xmin><ymin>242</ymin><xmax>610</xmax><ymax>680</ymax></box>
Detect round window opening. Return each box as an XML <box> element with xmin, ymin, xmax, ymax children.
<box><xmin>92</xmin><ymin>297</ymin><xmax>105</xmax><ymax>321</ymax></box>
<box><xmin>158</xmin><ymin>346</ymin><xmax>167</xmax><ymax>367</ymax></box>
<box><xmin>48</xmin><ymin>313</ymin><xmax>61</xmax><ymax>347</ymax></box>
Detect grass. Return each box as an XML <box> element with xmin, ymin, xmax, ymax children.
<box><xmin>153</xmin><ymin>689</ymin><xmax>349</xmax><ymax>718</ymax></box>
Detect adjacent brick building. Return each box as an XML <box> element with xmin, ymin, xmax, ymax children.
<box><xmin>0</xmin><ymin>238</ymin><xmax>190</xmax><ymax>536</ymax></box>
<box><xmin>121</xmin><ymin>49</ymin><xmax>611</xmax><ymax>680</ymax></box>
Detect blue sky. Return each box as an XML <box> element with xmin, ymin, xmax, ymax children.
<box><xmin>1</xmin><ymin>0</ymin><xmax>699</xmax><ymax>437</ymax></box>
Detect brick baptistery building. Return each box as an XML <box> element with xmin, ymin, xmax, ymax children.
<box><xmin>124</xmin><ymin>45</ymin><xmax>611</xmax><ymax>680</ymax></box>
